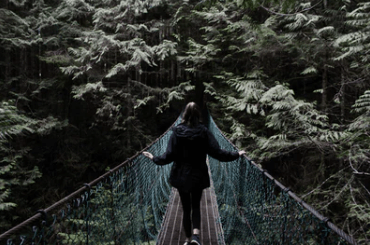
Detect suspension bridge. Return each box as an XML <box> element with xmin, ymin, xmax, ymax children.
<box><xmin>0</xmin><ymin>113</ymin><xmax>357</xmax><ymax>244</ymax></box>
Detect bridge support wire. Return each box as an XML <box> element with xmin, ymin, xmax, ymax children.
<box><xmin>0</xmin><ymin>113</ymin><xmax>357</xmax><ymax>245</ymax></box>
<box><xmin>207</xmin><ymin>114</ymin><xmax>357</xmax><ymax>245</ymax></box>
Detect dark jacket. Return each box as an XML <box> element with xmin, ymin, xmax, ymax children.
<box><xmin>153</xmin><ymin>123</ymin><xmax>239</xmax><ymax>192</ymax></box>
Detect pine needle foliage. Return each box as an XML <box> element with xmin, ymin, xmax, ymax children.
<box><xmin>351</xmin><ymin>90</ymin><xmax>370</xmax><ymax>114</ymax></box>
<box><xmin>318</xmin><ymin>89</ymin><xmax>370</xmax><ymax>244</ymax></box>
<box><xmin>179</xmin><ymin>1</ymin><xmax>367</xmax><ymax>242</ymax></box>
<box><xmin>220</xmin><ymin>0</ymin><xmax>297</xmax><ymax>10</ymax></box>
<box><xmin>57</xmin><ymin>0</ymin><xmax>188</xmax><ymax>165</ymax></box>
<box><xmin>2</xmin><ymin>0</ymin><xmax>370</xmax><ymax>242</ymax></box>
<box><xmin>0</xmin><ymin>9</ymin><xmax>34</xmax><ymax>50</ymax></box>
<box><xmin>0</xmin><ymin>101</ymin><xmax>42</xmax><ymax>231</ymax></box>
<box><xmin>334</xmin><ymin>1</ymin><xmax>370</xmax><ymax>70</ymax></box>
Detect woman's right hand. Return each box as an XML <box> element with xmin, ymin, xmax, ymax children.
<box><xmin>142</xmin><ymin>151</ymin><xmax>154</xmax><ymax>160</ymax></box>
<box><xmin>238</xmin><ymin>150</ymin><xmax>246</xmax><ymax>156</ymax></box>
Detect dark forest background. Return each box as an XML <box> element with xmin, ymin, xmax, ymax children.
<box><xmin>1</xmin><ymin>0</ymin><xmax>369</xmax><ymax>243</ymax></box>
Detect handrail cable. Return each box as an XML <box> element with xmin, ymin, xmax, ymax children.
<box><xmin>210</xmin><ymin>115</ymin><xmax>357</xmax><ymax>245</ymax></box>
<box><xmin>0</xmin><ymin>112</ymin><xmax>358</xmax><ymax>245</ymax></box>
<box><xmin>0</xmin><ymin>116</ymin><xmax>180</xmax><ymax>242</ymax></box>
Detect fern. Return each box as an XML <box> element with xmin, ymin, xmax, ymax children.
<box><xmin>131</xmin><ymin>48</ymin><xmax>154</xmax><ymax>66</ymax></box>
<box><xmin>0</xmin><ymin>9</ymin><xmax>29</xmax><ymax>29</ymax></box>
<box><xmin>181</xmin><ymin>39</ymin><xmax>221</xmax><ymax>68</ymax></box>
<box><xmin>56</xmin><ymin>0</ymin><xmax>95</xmax><ymax>22</ymax></box>
<box><xmin>192</xmin><ymin>7</ymin><xmax>229</xmax><ymax>24</ymax></box>
<box><xmin>316</xmin><ymin>26</ymin><xmax>335</xmax><ymax>37</ymax></box>
<box><xmin>235</xmin><ymin>0</ymin><xmax>296</xmax><ymax>10</ymax></box>
<box><xmin>153</xmin><ymin>40</ymin><xmax>178</xmax><ymax>61</ymax></box>
<box><xmin>214</xmin><ymin>70</ymin><xmax>268</xmax><ymax>115</ymax></box>
<box><xmin>0</xmin><ymin>9</ymin><xmax>33</xmax><ymax>50</ymax></box>
<box><xmin>156</xmin><ymin>82</ymin><xmax>195</xmax><ymax>113</ymax></box>
<box><xmin>333</xmin><ymin>2</ymin><xmax>370</xmax><ymax>64</ymax></box>
<box><xmin>0</xmin><ymin>189</ymin><xmax>17</xmax><ymax>211</ymax></box>
<box><xmin>134</xmin><ymin>96</ymin><xmax>156</xmax><ymax>110</ymax></box>
<box><xmin>334</xmin><ymin>32</ymin><xmax>369</xmax><ymax>47</ymax></box>
<box><xmin>260</xmin><ymin>84</ymin><xmax>295</xmax><ymax>105</ymax></box>
<box><xmin>351</xmin><ymin>90</ymin><xmax>370</xmax><ymax>113</ymax></box>
<box><xmin>93</xmin><ymin>7</ymin><xmax>115</xmax><ymax>29</ymax></box>
<box><xmin>60</xmin><ymin>64</ymin><xmax>91</xmax><ymax>80</ymax></box>
<box><xmin>72</xmin><ymin>81</ymin><xmax>107</xmax><ymax>100</ymax></box>
<box><xmin>301</xmin><ymin>66</ymin><xmax>318</xmax><ymax>75</ymax></box>
<box><xmin>0</xmin><ymin>101</ymin><xmax>33</xmax><ymax>140</ymax></box>
<box><xmin>285</xmin><ymin>13</ymin><xmax>310</xmax><ymax>31</ymax></box>
<box><xmin>251</xmin><ymin>83</ymin><xmax>349</xmax><ymax>163</ymax></box>
<box><xmin>0</xmin><ymin>101</ymin><xmax>42</xmax><ymax>221</ymax></box>
<box><xmin>106</xmin><ymin>63</ymin><xmax>127</xmax><ymax>78</ymax></box>
<box><xmin>8</xmin><ymin>0</ymin><xmax>27</xmax><ymax>7</ymax></box>
<box><xmin>127</xmin><ymin>24</ymin><xmax>150</xmax><ymax>33</ymax></box>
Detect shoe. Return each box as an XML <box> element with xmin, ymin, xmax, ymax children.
<box><xmin>183</xmin><ymin>242</ymin><xmax>190</xmax><ymax>245</ymax></box>
<box><xmin>191</xmin><ymin>234</ymin><xmax>201</xmax><ymax>245</ymax></box>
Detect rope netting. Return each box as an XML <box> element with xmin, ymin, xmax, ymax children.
<box><xmin>207</xmin><ymin>116</ymin><xmax>356</xmax><ymax>245</ymax></box>
<box><xmin>0</xmin><ymin>113</ymin><xmax>357</xmax><ymax>245</ymax></box>
<box><xmin>0</xmin><ymin>117</ymin><xmax>180</xmax><ymax>245</ymax></box>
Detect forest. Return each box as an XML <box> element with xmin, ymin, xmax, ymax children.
<box><xmin>0</xmin><ymin>0</ymin><xmax>369</xmax><ymax>243</ymax></box>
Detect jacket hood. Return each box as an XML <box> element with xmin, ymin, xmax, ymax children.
<box><xmin>174</xmin><ymin>123</ymin><xmax>206</xmax><ymax>140</ymax></box>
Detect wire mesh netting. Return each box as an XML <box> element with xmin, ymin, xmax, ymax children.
<box><xmin>0</xmin><ymin>114</ymin><xmax>356</xmax><ymax>245</ymax></box>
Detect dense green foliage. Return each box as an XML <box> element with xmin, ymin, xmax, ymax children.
<box><xmin>0</xmin><ymin>0</ymin><xmax>369</xmax><ymax>243</ymax></box>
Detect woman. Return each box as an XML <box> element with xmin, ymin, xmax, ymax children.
<box><xmin>143</xmin><ymin>102</ymin><xmax>245</xmax><ymax>245</ymax></box>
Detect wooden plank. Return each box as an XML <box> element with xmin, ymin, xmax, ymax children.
<box><xmin>157</xmin><ymin>187</ymin><xmax>223</xmax><ymax>245</ymax></box>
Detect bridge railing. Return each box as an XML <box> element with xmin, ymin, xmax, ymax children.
<box><xmin>207</xmin><ymin>116</ymin><xmax>357</xmax><ymax>245</ymax></box>
<box><xmin>0</xmin><ymin>113</ymin><xmax>357</xmax><ymax>245</ymax></box>
<box><xmin>0</xmin><ymin>117</ymin><xmax>180</xmax><ymax>245</ymax></box>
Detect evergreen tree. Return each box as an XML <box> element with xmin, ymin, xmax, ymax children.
<box><xmin>175</xmin><ymin>0</ymin><xmax>368</xmax><ymax>241</ymax></box>
<box><xmin>0</xmin><ymin>101</ymin><xmax>42</xmax><ymax>232</ymax></box>
<box><xmin>1</xmin><ymin>0</ymin><xmax>369</xmax><ymax>242</ymax></box>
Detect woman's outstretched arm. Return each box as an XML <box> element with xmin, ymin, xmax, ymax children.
<box><xmin>142</xmin><ymin>132</ymin><xmax>177</xmax><ymax>165</ymax></box>
<box><xmin>207</xmin><ymin>130</ymin><xmax>245</xmax><ymax>161</ymax></box>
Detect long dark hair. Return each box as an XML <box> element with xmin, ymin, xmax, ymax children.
<box><xmin>181</xmin><ymin>102</ymin><xmax>202</xmax><ymax>127</ymax></box>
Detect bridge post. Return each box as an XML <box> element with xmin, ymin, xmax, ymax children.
<box><xmin>36</xmin><ymin>209</ymin><xmax>47</xmax><ymax>245</ymax></box>
<box><xmin>83</xmin><ymin>183</ymin><xmax>91</xmax><ymax>245</ymax></box>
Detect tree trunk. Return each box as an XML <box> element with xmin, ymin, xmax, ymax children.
<box><xmin>321</xmin><ymin>65</ymin><xmax>327</xmax><ymax>113</ymax></box>
<box><xmin>5</xmin><ymin>50</ymin><xmax>10</xmax><ymax>81</ymax></box>
<box><xmin>127</xmin><ymin>77</ymin><xmax>132</xmax><ymax>153</ymax></box>
<box><xmin>171</xmin><ymin>59</ymin><xmax>175</xmax><ymax>85</ymax></box>
<box><xmin>136</xmin><ymin>67</ymin><xmax>141</xmax><ymax>83</ymax></box>
<box><xmin>39</xmin><ymin>31</ymin><xmax>42</xmax><ymax>80</ymax></box>
<box><xmin>177</xmin><ymin>59</ymin><xmax>181</xmax><ymax>80</ymax></box>
<box><xmin>194</xmin><ymin>71</ymin><xmax>205</xmax><ymax>115</ymax></box>
<box><xmin>160</xmin><ymin>60</ymin><xmax>163</xmax><ymax>86</ymax></box>
<box><xmin>323</xmin><ymin>0</ymin><xmax>327</xmax><ymax>9</ymax></box>
<box><xmin>322</xmin><ymin>0</ymin><xmax>328</xmax><ymax>113</ymax></box>
<box><xmin>320</xmin><ymin>49</ymin><xmax>328</xmax><ymax>177</ymax></box>
<box><xmin>340</xmin><ymin>66</ymin><xmax>345</xmax><ymax>123</ymax></box>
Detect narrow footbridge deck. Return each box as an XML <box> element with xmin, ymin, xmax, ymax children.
<box><xmin>0</xmin><ymin>114</ymin><xmax>357</xmax><ymax>245</ymax></box>
<box><xmin>157</xmin><ymin>187</ymin><xmax>223</xmax><ymax>245</ymax></box>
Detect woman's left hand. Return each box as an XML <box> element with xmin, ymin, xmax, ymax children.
<box><xmin>142</xmin><ymin>151</ymin><xmax>154</xmax><ymax>160</ymax></box>
<box><xmin>238</xmin><ymin>150</ymin><xmax>246</xmax><ymax>156</ymax></box>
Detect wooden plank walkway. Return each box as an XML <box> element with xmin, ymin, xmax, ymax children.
<box><xmin>156</xmin><ymin>186</ymin><xmax>225</xmax><ymax>245</ymax></box>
